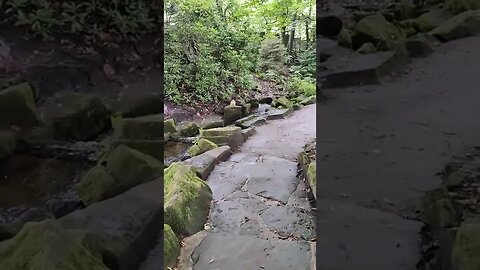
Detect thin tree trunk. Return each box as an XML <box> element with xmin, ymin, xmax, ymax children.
<box><xmin>287</xmin><ymin>13</ymin><xmax>297</xmax><ymax>57</ymax></box>
<box><xmin>281</xmin><ymin>27</ymin><xmax>288</xmax><ymax>47</ymax></box>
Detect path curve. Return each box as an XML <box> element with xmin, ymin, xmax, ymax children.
<box><xmin>179</xmin><ymin>104</ymin><xmax>316</xmax><ymax>270</ymax></box>
<box><xmin>317</xmin><ymin>36</ymin><xmax>480</xmax><ymax>269</ymax></box>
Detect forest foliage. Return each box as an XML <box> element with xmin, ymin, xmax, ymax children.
<box><xmin>165</xmin><ymin>0</ymin><xmax>316</xmax><ymax>104</ymax></box>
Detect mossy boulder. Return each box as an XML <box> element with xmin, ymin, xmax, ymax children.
<box><xmin>177</xmin><ymin>121</ymin><xmax>200</xmax><ymax>137</ymax></box>
<box><xmin>272</xmin><ymin>96</ymin><xmax>293</xmax><ymax>108</ymax></box>
<box><xmin>307</xmin><ymin>162</ymin><xmax>316</xmax><ymax>199</ymax></box>
<box><xmin>112</xmin><ymin>94</ymin><xmax>163</xmax><ymax>118</ymax></box>
<box><xmin>105</xmin><ymin>145</ymin><xmax>162</xmax><ymax>195</ymax></box>
<box><xmin>200</xmin><ymin>117</ymin><xmax>223</xmax><ymax>129</ymax></box>
<box><xmin>452</xmin><ymin>222</ymin><xmax>480</xmax><ymax>270</ymax></box>
<box><xmin>407</xmin><ymin>33</ymin><xmax>439</xmax><ymax>57</ymax></box>
<box><xmin>446</xmin><ymin>0</ymin><xmax>480</xmax><ymax>14</ymax></box>
<box><xmin>111</xmin><ymin>139</ymin><xmax>163</xmax><ymax>161</ymax></box>
<box><xmin>187</xmin><ymin>138</ymin><xmax>218</xmax><ymax>157</ymax></box>
<box><xmin>164</xmin><ymin>163</ymin><xmax>212</xmax><ymax>235</ymax></box>
<box><xmin>430</xmin><ymin>9</ymin><xmax>480</xmax><ymax>41</ymax></box>
<box><xmin>0</xmin><ymin>220</ymin><xmax>108</xmax><ymax>270</ymax></box>
<box><xmin>300</xmin><ymin>95</ymin><xmax>317</xmax><ymax>106</ymax></box>
<box><xmin>337</xmin><ymin>27</ymin><xmax>353</xmax><ymax>48</ymax></box>
<box><xmin>201</xmin><ymin>126</ymin><xmax>245</xmax><ymax>148</ymax></box>
<box><xmin>424</xmin><ymin>197</ymin><xmax>461</xmax><ymax>229</ymax></box>
<box><xmin>164</xmin><ymin>224</ymin><xmax>180</xmax><ymax>269</ymax></box>
<box><xmin>352</xmin><ymin>15</ymin><xmax>407</xmax><ymax>53</ymax></box>
<box><xmin>115</xmin><ymin>114</ymin><xmax>162</xmax><ymax>140</ymax></box>
<box><xmin>0</xmin><ymin>82</ymin><xmax>38</xmax><ymax>128</ymax></box>
<box><xmin>224</xmin><ymin>105</ymin><xmax>243</xmax><ymax>125</ymax></box>
<box><xmin>357</xmin><ymin>42</ymin><xmax>377</xmax><ymax>54</ymax></box>
<box><xmin>77</xmin><ymin>166</ymin><xmax>117</xmax><ymax>205</ymax></box>
<box><xmin>393</xmin><ymin>2</ymin><xmax>418</xmax><ymax>20</ymax></box>
<box><xmin>0</xmin><ymin>130</ymin><xmax>16</xmax><ymax>160</ymax></box>
<box><xmin>241</xmin><ymin>103</ymin><xmax>252</xmax><ymax>116</ymax></box>
<box><xmin>44</xmin><ymin>92</ymin><xmax>111</xmax><ymax>141</ymax></box>
<box><xmin>164</xmin><ymin>119</ymin><xmax>177</xmax><ymax>134</ymax></box>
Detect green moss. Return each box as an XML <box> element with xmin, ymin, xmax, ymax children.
<box><xmin>357</xmin><ymin>42</ymin><xmax>377</xmax><ymax>54</ymax></box>
<box><xmin>115</xmin><ymin>114</ymin><xmax>163</xmax><ymax>140</ymax></box>
<box><xmin>446</xmin><ymin>0</ymin><xmax>480</xmax><ymax>14</ymax></box>
<box><xmin>106</xmin><ymin>145</ymin><xmax>162</xmax><ymax>193</ymax></box>
<box><xmin>187</xmin><ymin>138</ymin><xmax>218</xmax><ymax>157</ymax></box>
<box><xmin>353</xmin><ymin>15</ymin><xmax>407</xmax><ymax>53</ymax></box>
<box><xmin>337</xmin><ymin>27</ymin><xmax>353</xmax><ymax>48</ymax></box>
<box><xmin>0</xmin><ymin>220</ymin><xmax>108</xmax><ymax>270</ymax></box>
<box><xmin>164</xmin><ymin>119</ymin><xmax>177</xmax><ymax>134</ymax></box>
<box><xmin>272</xmin><ymin>97</ymin><xmax>293</xmax><ymax>108</ymax></box>
<box><xmin>163</xmin><ymin>224</ymin><xmax>180</xmax><ymax>269</ymax></box>
<box><xmin>452</xmin><ymin>222</ymin><xmax>480</xmax><ymax>270</ymax></box>
<box><xmin>430</xmin><ymin>9</ymin><xmax>480</xmax><ymax>41</ymax></box>
<box><xmin>177</xmin><ymin>121</ymin><xmax>200</xmax><ymax>137</ymax></box>
<box><xmin>307</xmin><ymin>162</ymin><xmax>316</xmax><ymax>198</ymax></box>
<box><xmin>164</xmin><ymin>163</ymin><xmax>212</xmax><ymax>235</ymax></box>
<box><xmin>0</xmin><ymin>82</ymin><xmax>38</xmax><ymax>128</ymax></box>
<box><xmin>0</xmin><ymin>130</ymin><xmax>16</xmax><ymax>159</ymax></box>
<box><xmin>77</xmin><ymin>166</ymin><xmax>117</xmax><ymax>205</ymax></box>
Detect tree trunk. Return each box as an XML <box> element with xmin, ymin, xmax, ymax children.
<box><xmin>287</xmin><ymin>13</ymin><xmax>297</xmax><ymax>58</ymax></box>
<box><xmin>281</xmin><ymin>27</ymin><xmax>288</xmax><ymax>47</ymax></box>
<box><xmin>306</xmin><ymin>5</ymin><xmax>312</xmax><ymax>43</ymax></box>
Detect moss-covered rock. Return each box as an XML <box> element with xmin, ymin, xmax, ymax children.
<box><xmin>424</xmin><ymin>197</ymin><xmax>461</xmax><ymax>229</ymax></box>
<box><xmin>164</xmin><ymin>224</ymin><xmax>180</xmax><ymax>269</ymax></box>
<box><xmin>299</xmin><ymin>95</ymin><xmax>317</xmax><ymax>106</ymax></box>
<box><xmin>272</xmin><ymin>96</ymin><xmax>293</xmax><ymax>108</ymax></box>
<box><xmin>164</xmin><ymin>163</ymin><xmax>212</xmax><ymax>235</ymax></box>
<box><xmin>446</xmin><ymin>0</ymin><xmax>480</xmax><ymax>14</ymax></box>
<box><xmin>430</xmin><ymin>9</ymin><xmax>480</xmax><ymax>41</ymax></box>
<box><xmin>111</xmin><ymin>139</ymin><xmax>163</xmax><ymax>160</ymax></box>
<box><xmin>187</xmin><ymin>138</ymin><xmax>218</xmax><ymax>157</ymax></box>
<box><xmin>0</xmin><ymin>82</ymin><xmax>38</xmax><ymax>128</ymax></box>
<box><xmin>307</xmin><ymin>162</ymin><xmax>316</xmax><ymax>199</ymax></box>
<box><xmin>115</xmin><ymin>114</ymin><xmax>162</xmax><ymax>140</ymax></box>
<box><xmin>337</xmin><ymin>27</ymin><xmax>353</xmax><ymax>48</ymax></box>
<box><xmin>105</xmin><ymin>145</ymin><xmax>162</xmax><ymax>195</ymax></box>
<box><xmin>452</xmin><ymin>222</ymin><xmax>480</xmax><ymax>270</ymax></box>
<box><xmin>200</xmin><ymin>117</ymin><xmax>224</xmax><ymax>129</ymax></box>
<box><xmin>44</xmin><ymin>92</ymin><xmax>111</xmax><ymax>141</ymax></box>
<box><xmin>224</xmin><ymin>105</ymin><xmax>243</xmax><ymax>125</ymax></box>
<box><xmin>0</xmin><ymin>130</ymin><xmax>16</xmax><ymax>160</ymax></box>
<box><xmin>241</xmin><ymin>103</ymin><xmax>252</xmax><ymax>116</ymax></box>
<box><xmin>77</xmin><ymin>166</ymin><xmax>117</xmax><ymax>205</ymax></box>
<box><xmin>393</xmin><ymin>2</ymin><xmax>418</xmax><ymax>20</ymax></box>
<box><xmin>201</xmin><ymin>126</ymin><xmax>244</xmax><ymax>148</ymax></box>
<box><xmin>164</xmin><ymin>119</ymin><xmax>177</xmax><ymax>134</ymax></box>
<box><xmin>0</xmin><ymin>220</ymin><xmax>108</xmax><ymax>270</ymax></box>
<box><xmin>177</xmin><ymin>121</ymin><xmax>200</xmax><ymax>137</ymax></box>
<box><xmin>407</xmin><ymin>33</ymin><xmax>439</xmax><ymax>57</ymax></box>
<box><xmin>352</xmin><ymin>15</ymin><xmax>407</xmax><ymax>53</ymax></box>
<box><xmin>357</xmin><ymin>42</ymin><xmax>377</xmax><ymax>54</ymax></box>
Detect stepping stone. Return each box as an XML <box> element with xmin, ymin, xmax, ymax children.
<box><xmin>259</xmin><ymin>204</ymin><xmax>315</xmax><ymax>240</ymax></box>
<box><xmin>266</xmin><ymin>108</ymin><xmax>293</xmax><ymax>120</ymax></box>
<box><xmin>319</xmin><ymin>48</ymin><xmax>407</xmax><ymax>88</ymax></box>
<box><xmin>235</xmin><ymin>115</ymin><xmax>266</xmax><ymax>128</ymax></box>
<box><xmin>191</xmin><ymin>233</ymin><xmax>311</xmax><ymax>270</ymax></box>
<box><xmin>182</xmin><ymin>146</ymin><xmax>232</xmax><ymax>180</ymax></box>
<box><xmin>208</xmin><ymin>191</ymin><xmax>267</xmax><ymax>235</ymax></box>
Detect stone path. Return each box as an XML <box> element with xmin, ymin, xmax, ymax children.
<box><xmin>317</xmin><ymin>36</ymin><xmax>480</xmax><ymax>269</ymax></box>
<box><xmin>178</xmin><ymin>104</ymin><xmax>316</xmax><ymax>270</ymax></box>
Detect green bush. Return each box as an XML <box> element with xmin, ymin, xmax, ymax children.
<box><xmin>288</xmin><ymin>76</ymin><xmax>315</xmax><ymax>97</ymax></box>
<box><xmin>3</xmin><ymin>0</ymin><xmax>161</xmax><ymax>41</ymax></box>
<box><xmin>258</xmin><ymin>38</ymin><xmax>289</xmax><ymax>78</ymax></box>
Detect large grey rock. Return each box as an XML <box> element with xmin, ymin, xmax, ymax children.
<box><xmin>266</xmin><ymin>108</ymin><xmax>293</xmax><ymax>120</ymax></box>
<box><xmin>235</xmin><ymin>115</ymin><xmax>267</xmax><ymax>129</ymax></box>
<box><xmin>406</xmin><ymin>34</ymin><xmax>440</xmax><ymax>57</ymax></box>
<box><xmin>115</xmin><ymin>114</ymin><xmax>162</xmax><ymax>140</ymax></box>
<box><xmin>430</xmin><ymin>9</ymin><xmax>480</xmax><ymax>41</ymax></box>
<box><xmin>223</xmin><ymin>105</ymin><xmax>243</xmax><ymax>125</ymax></box>
<box><xmin>202</xmin><ymin>126</ymin><xmax>245</xmax><ymax>148</ymax></box>
<box><xmin>183</xmin><ymin>146</ymin><xmax>232</xmax><ymax>180</ymax></box>
<box><xmin>0</xmin><ymin>82</ymin><xmax>38</xmax><ymax>128</ymax></box>
<box><xmin>43</xmin><ymin>91</ymin><xmax>111</xmax><ymax>141</ymax></box>
<box><xmin>60</xmin><ymin>180</ymin><xmax>163</xmax><ymax>270</ymax></box>
<box><xmin>319</xmin><ymin>49</ymin><xmax>407</xmax><ymax>88</ymax></box>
